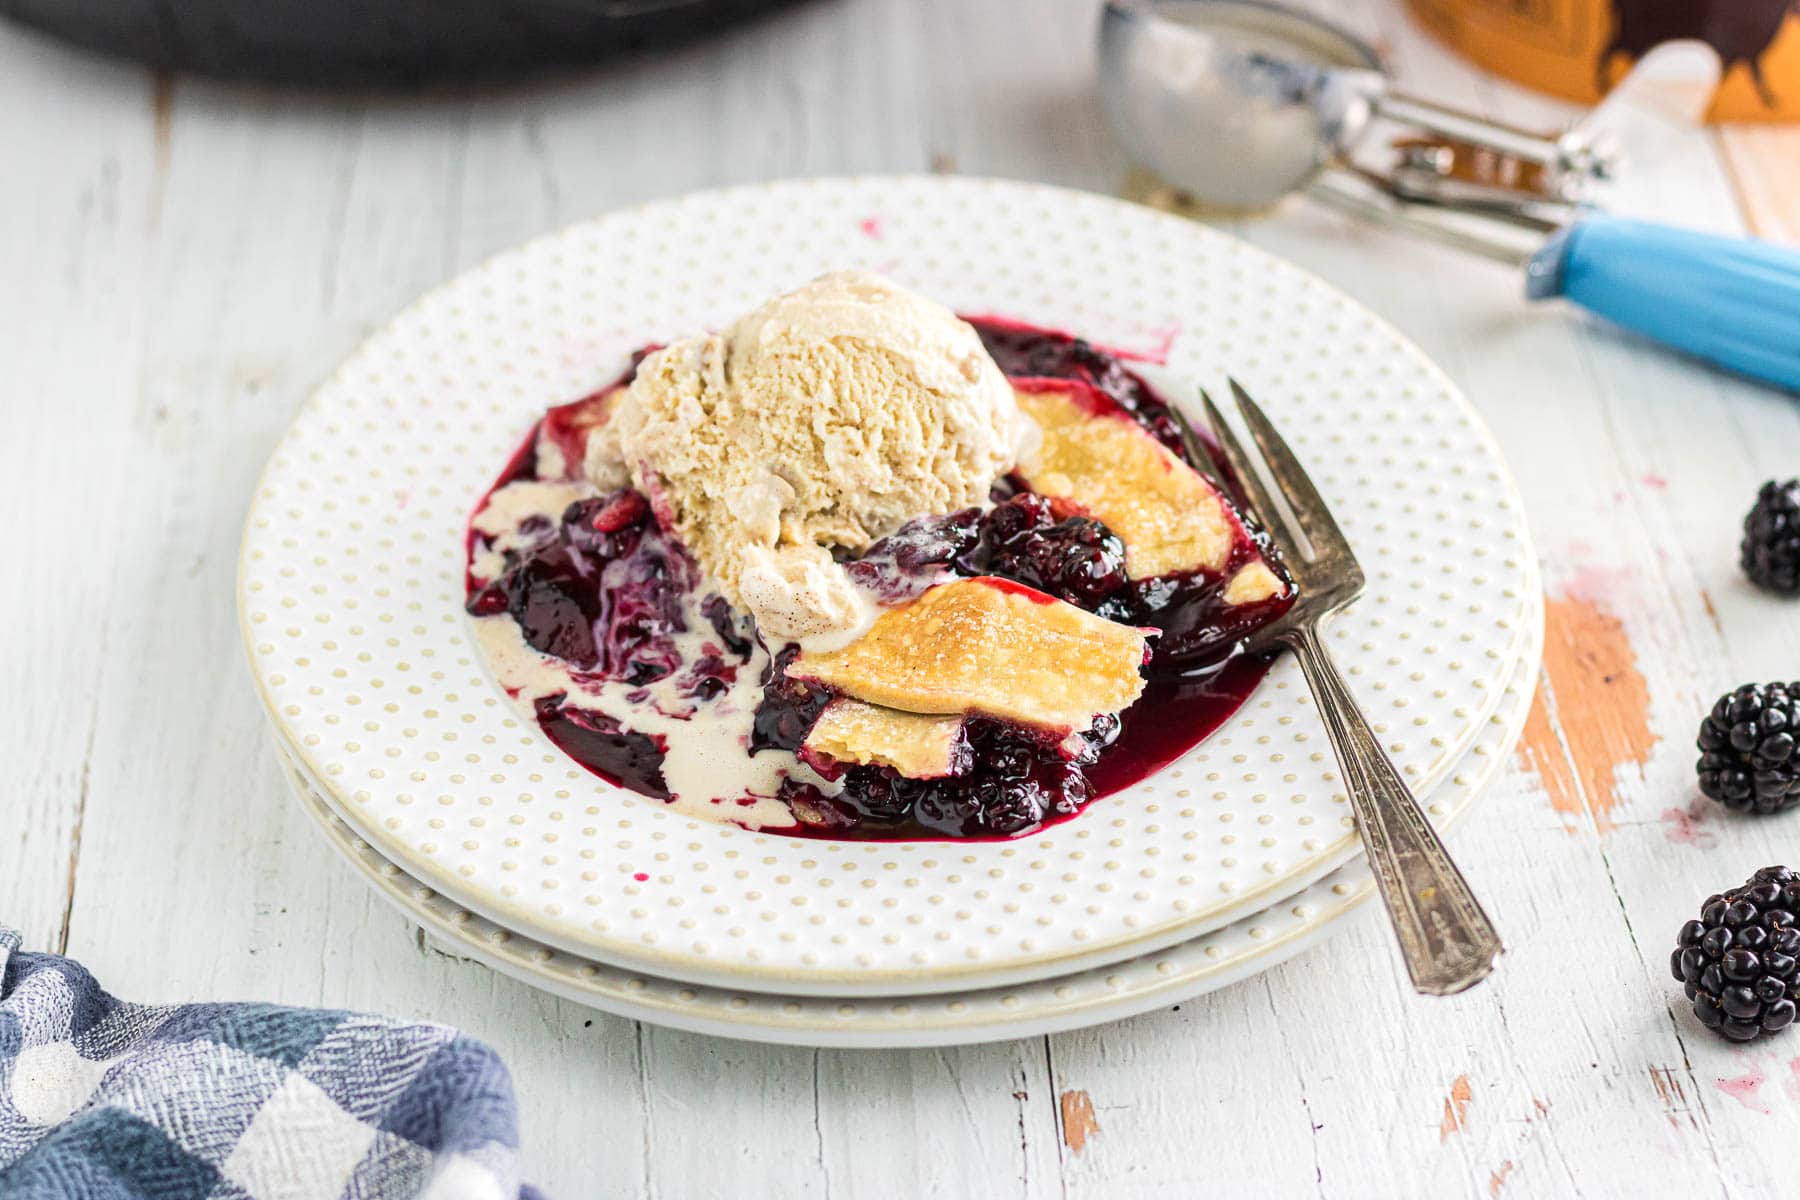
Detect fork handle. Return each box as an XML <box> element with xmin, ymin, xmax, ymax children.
<box><xmin>1286</xmin><ymin>623</ymin><xmax>1504</xmax><ymax>995</ymax></box>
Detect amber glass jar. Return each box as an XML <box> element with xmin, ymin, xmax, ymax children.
<box><xmin>1406</xmin><ymin>0</ymin><xmax>1800</xmax><ymax>122</ymax></box>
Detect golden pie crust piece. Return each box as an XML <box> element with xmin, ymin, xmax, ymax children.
<box><xmin>1014</xmin><ymin>383</ymin><xmax>1235</xmax><ymax>580</ymax></box>
<box><xmin>791</xmin><ymin>577</ymin><xmax>1150</xmax><ymax>736</ymax></box>
<box><xmin>1223</xmin><ymin>560</ymin><xmax>1284</xmax><ymax>605</ymax></box>
<box><xmin>802</xmin><ymin>698</ymin><xmax>967</xmax><ymax>779</ymax></box>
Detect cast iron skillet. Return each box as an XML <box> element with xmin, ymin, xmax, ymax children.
<box><xmin>0</xmin><ymin>0</ymin><xmax>809</xmax><ymax>85</ymax></box>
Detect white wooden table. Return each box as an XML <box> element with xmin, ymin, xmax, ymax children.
<box><xmin>7</xmin><ymin>1</ymin><xmax>1800</xmax><ymax>1194</ymax></box>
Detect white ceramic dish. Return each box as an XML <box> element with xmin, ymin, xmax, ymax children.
<box><xmin>240</xmin><ymin>176</ymin><xmax>1540</xmax><ymax>995</ymax></box>
<box><xmin>275</xmin><ymin>593</ymin><xmax>1540</xmax><ymax>1047</ymax></box>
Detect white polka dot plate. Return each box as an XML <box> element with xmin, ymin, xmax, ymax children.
<box><xmin>239</xmin><ymin>176</ymin><xmax>1540</xmax><ymax>996</ymax></box>
<box><xmin>273</xmin><ymin>599</ymin><xmax>1540</xmax><ymax>1046</ymax></box>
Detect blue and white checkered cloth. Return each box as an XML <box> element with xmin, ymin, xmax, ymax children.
<box><xmin>0</xmin><ymin>929</ymin><xmax>541</xmax><ymax>1199</ymax></box>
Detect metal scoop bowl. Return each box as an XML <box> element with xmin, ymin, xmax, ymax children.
<box><xmin>1100</xmin><ymin>0</ymin><xmax>1387</xmax><ymax>212</ymax></box>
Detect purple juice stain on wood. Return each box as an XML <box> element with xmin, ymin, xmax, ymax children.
<box><xmin>1717</xmin><ymin>1065</ymin><xmax>1772</xmax><ymax>1114</ymax></box>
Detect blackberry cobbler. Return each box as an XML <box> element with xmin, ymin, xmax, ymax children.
<box><xmin>465</xmin><ymin>273</ymin><xmax>1294</xmax><ymax>839</ymax></box>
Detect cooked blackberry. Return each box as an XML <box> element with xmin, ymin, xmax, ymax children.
<box><xmin>971</xmin><ymin>778</ymin><xmax>1050</xmax><ymax>836</ymax></box>
<box><xmin>750</xmin><ymin>645</ymin><xmax>833</xmax><ymax>754</ymax></box>
<box><xmin>502</xmin><ymin>546</ymin><xmax>601</xmax><ymax>668</ymax></box>
<box><xmin>845</xmin><ymin>509</ymin><xmax>987</xmax><ymax>602</ymax></box>
<box><xmin>982</xmin><ymin>492</ymin><xmax>1057</xmax><ymax>547</ymax></box>
<box><xmin>562</xmin><ymin>490</ymin><xmax>649</xmax><ymax>559</ymax></box>
<box><xmin>1072</xmin><ymin>712</ymin><xmax>1121</xmax><ymax>764</ymax></box>
<box><xmin>912</xmin><ymin>784</ymin><xmax>984</xmax><ymax>838</ymax></box>
<box><xmin>776</xmin><ymin>779</ymin><xmax>863</xmax><ymax>834</ymax></box>
<box><xmin>884</xmin><ymin>508</ymin><xmax>985</xmax><ymax>573</ymax></box>
<box><xmin>1696</xmin><ymin>683</ymin><xmax>1800</xmax><ymax>814</ymax></box>
<box><xmin>1672</xmin><ymin>866</ymin><xmax>1800</xmax><ymax>1042</ymax></box>
<box><xmin>990</xmin><ymin>516</ymin><xmax>1130</xmax><ymax>608</ymax></box>
<box><xmin>905</xmin><ymin>775</ymin><xmax>1047</xmax><ymax>837</ymax></box>
<box><xmin>835</xmin><ymin>768</ymin><xmax>922</xmax><ymax>824</ymax></box>
<box><xmin>1741</xmin><ymin>480</ymin><xmax>1800</xmax><ymax>595</ymax></box>
<box><xmin>700</xmin><ymin>595</ymin><xmax>754</xmax><ymax>659</ymax></box>
<box><xmin>1046</xmin><ymin>762</ymin><xmax>1092</xmax><ymax>817</ymax></box>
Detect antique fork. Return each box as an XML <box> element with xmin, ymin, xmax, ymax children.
<box><xmin>1176</xmin><ymin>380</ymin><xmax>1504</xmax><ymax>996</ymax></box>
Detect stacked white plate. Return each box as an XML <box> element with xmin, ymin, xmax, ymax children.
<box><xmin>239</xmin><ymin>177</ymin><xmax>1543</xmax><ymax>1047</ymax></box>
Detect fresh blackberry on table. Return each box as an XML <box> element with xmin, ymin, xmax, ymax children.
<box><xmin>1672</xmin><ymin>866</ymin><xmax>1800</xmax><ymax>1042</ymax></box>
<box><xmin>1696</xmin><ymin>683</ymin><xmax>1800</xmax><ymax>814</ymax></box>
<box><xmin>1741</xmin><ymin>480</ymin><xmax>1800</xmax><ymax>595</ymax></box>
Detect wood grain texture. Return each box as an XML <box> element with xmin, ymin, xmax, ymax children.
<box><xmin>1717</xmin><ymin>125</ymin><xmax>1800</xmax><ymax>245</ymax></box>
<box><xmin>4</xmin><ymin>0</ymin><xmax>1799</xmax><ymax>1195</ymax></box>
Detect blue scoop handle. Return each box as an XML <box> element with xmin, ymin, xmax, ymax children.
<box><xmin>1527</xmin><ymin>215</ymin><xmax>1800</xmax><ymax>393</ymax></box>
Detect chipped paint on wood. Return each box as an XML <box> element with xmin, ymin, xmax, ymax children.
<box><xmin>1518</xmin><ymin>680</ymin><xmax>1582</xmax><ymax>831</ymax></box>
<box><xmin>1516</xmin><ymin>590</ymin><xmax>1655</xmax><ymax>833</ymax></box>
<box><xmin>1649</xmin><ymin>1065</ymin><xmax>1698</xmax><ymax>1129</ymax></box>
<box><xmin>1060</xmin><ymin>1089</ymin><xmax>1099</xmax><ymax>1154</ymax></box>
<box><xmin>1649</xmin><ymin>1065</ymin><xmax>1678</xmax><ymax>1109</ymax></box>
<box><xmin>1439</xmin><ymin>1075</ymin><xmax>1472</xmax><ymax>1141</ymax></box>
<box><xmin>1489</xmin><ymin>1160</ymin><xmax>1515</xmax><ymax>1196</ymax></box>
<box><xmin>1699</xmin><ymin>587</ymin><xmax>1723</xmax><ymax>635</ymax></box>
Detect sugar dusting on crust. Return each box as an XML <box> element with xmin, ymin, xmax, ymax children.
<box><xmin>1013</xmin><ymin>382</ymin><xmax>1235</xmax><ymax>579</ymax></box>
<box><xmin>791</xmin><ymin>577</ymin><xmax>1150</xmax><ymax>736</ymax></box>
<box><xmin>802</xmin><ymin>698</ymin><xmax>966</xmax><ymax>779</ymax></box>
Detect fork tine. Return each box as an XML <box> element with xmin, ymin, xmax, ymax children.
<box><xmin>1197</xmin><ymin>388</ymin><xmax>1303</xmax><ymax>564</ymax></box>
<box><xmin>1228</xmin><ymin>378</ymin><xmax>1353</xmax><ymax>560</ymax></box>
<box><xmin>1169</xmin><ymin>407</ymin><xmax>1226</xmax><ymax>483</ymax></box>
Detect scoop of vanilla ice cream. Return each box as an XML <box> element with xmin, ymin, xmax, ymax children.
<box><xmin>586</xmin><ymin>271</ymin><xmax>1024</xmax><ymax>643</ymax></box>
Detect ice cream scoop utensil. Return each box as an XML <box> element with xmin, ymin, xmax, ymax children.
<box><xmin>1101</xmin><ymin>0</ymin><xmax>1800</xmax><ymax>393</ymax></box>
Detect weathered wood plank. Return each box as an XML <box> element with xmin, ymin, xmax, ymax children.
<box><xmin>1717</xmin><ymin>126</ymin><xmax>1800</xmax><ymax>245</ymax></box>
<box><xmin>0</xmin><ymin>34</ymin><xmax>160</xmax><ymax>953</ymax></box>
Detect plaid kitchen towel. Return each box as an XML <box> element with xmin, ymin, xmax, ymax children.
<box><xmin>0</xmin><ymin>929</ymin><xmax>542</xmax><ymax>1200</ymax></box>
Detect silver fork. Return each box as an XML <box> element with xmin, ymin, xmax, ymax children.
<box><xmin>1178</xmin><ymin>379</ymin><xmax>1504</xmax><ymax>996</ymax></box>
